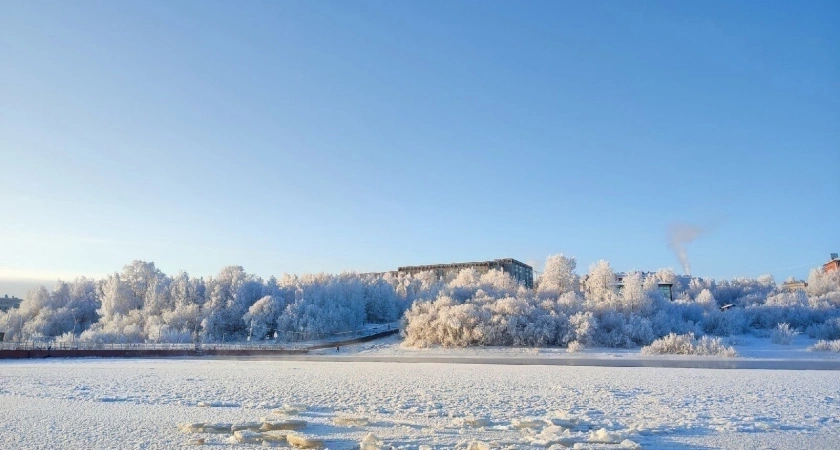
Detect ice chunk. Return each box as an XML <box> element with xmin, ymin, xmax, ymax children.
<box><xmin>527</xmin><ymin>425</ymin><xmax>576</xmax><ymax>447</ymax></box>
<box><xmin>197</xmin><ymin>400</ymin><xmax>239</xmax><ymax>408</ymax></box>
<box><xmin>177</xmin><ymin>422</ymin><xmax>205</xmax><ymax>433</ymax></box>
<box><xmin>512</xmin><ymin>418</ymin><xmax>547</xmax><ymax>429</ymax></box>
<box><xmin>453</xmin><ymin>416</ymin><xmax>489</xmax><ymax>428</ymax></box>
<box><xmin>260</xmin><ymin>431</ymin><xmax>288</xmax><ymax>443</ymax></box>
<box><xmin>588</xmin><ymin>428</ymin><xmax>623</xmax><ymax>444</ymax></box>
<box><xmin>232</xmin><ymin>430</ymin><xmax>263</xmax><ymax>444</ymax></box>
<box><xmin>549</xmin><ymin>411</ymin><xmax>579</xmax><ymax>428</ymax></box>
<box><xmin>203</xmin><ymin>423</ymin><xmax>233</xmax><ymax>433</ymax></box>
<box><xmin>260</xmin><ymin>419</ymin><xmax>307</xmax><ymax>431</ymax></box>
<box><xmin>274</xmin><ymin>404</ymin><xmax>308</xmax><ymax>415</ymax></box>
<box><xmin>334</xmin><ymin>416</ymin><xmax>370</xmax><ymax>427</ymax></box>
<box><xmin>186</xmin><ymin>437</ymin><xmax>205</xmax><ymax>445</ymax></box>
<box><xmin>287</xmin><ymin>433</ymin><xmax>324</xmax><ymax>449</ymax></box>
<box><xmin>620</xmin><ymin>439</ymin><xmax>641</xmax><ymax>449</ymax></box>
<box><xmin>360</xmin><ymin>433</ymin><xmax>383</xmax><ymax>450</ymax></box>
<box><xmin>232</xmin><ymin>422</ymin><xmax>263</xmax><ymax>432</ymax></box>
<box><xmin>466</xmin><ymin>440</ymin><xmax>490</xmax><ymax>450</ymax></box>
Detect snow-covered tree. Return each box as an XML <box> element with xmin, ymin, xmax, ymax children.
<box><xmin>537</xmin><ymin>254</ymin><xmax>579</xmax><ymax>297</ymax></box>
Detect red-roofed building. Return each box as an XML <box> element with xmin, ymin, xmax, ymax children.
<box><xmin>825</xmin><ymin>253</ymin><xmax>840</xmax><ymax>273</ymax></box>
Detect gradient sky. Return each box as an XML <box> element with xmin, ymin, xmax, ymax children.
<box><xmin>1</xmin><ymin>1</ymin><xmax>838</xmax><ymax>297</ymax></box>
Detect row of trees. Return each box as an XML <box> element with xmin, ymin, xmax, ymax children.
<box><xmin>1</xmin><ymin>256</ymin><xmax>839</xmax><ymax>347</ymax></box>
<box><xmin>401</xmin><ymin>255</ymin><xmax>840</xmax><ymax>347</ymax></box>
<box><xmin>0</xmin><ymin>261</ymin><xmax>407</xmax><ymax>344</ymax></box>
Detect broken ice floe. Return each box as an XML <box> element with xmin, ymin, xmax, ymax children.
<box><xmin>452</xmin><ymin>416</ymin><xmax>490</xmax><ymax>428</ymax></box>
<box><xmin>231</xmin><ymin>421</ymin><xmax>263</xmax><ymax>432</ymax></box>
<box><xmin>273</xmin><ymin>404</ymin><xmax>308</xmax><ymax>415</ymax></box>
<box><xmin>360</xmin><ymin>432</ymin><xmax>384</xmax><ymax>450</ymax></box>
<box><xmin>524</xmin><ymin>425</ymin><xmax>576</xmax><ymax>447</ymax></box>
<box><xmin>230</xmin><ymin>430</ymin><xmax>263</xmax><ymax>444</ymax></box>
<box><xmin>464</xmin><ymin>440</ymin><xmax>490</xmax><ymax>450</ymax></box>
<box><xmin>177</xmin><ymin>422</ymin><xmax>232</xmax><ymax>434</ymax></box>
<box><xmin>287</xmin><ymin>432</ymin><xmax>324</xmax><ymax>449</ymax></box>
<box><xmin>260</xmin><ymin>419</ymin><xmax>307</xmax><ymax>431</ymax></box>
<box><xmin>588</xmin><ymin>427</ymin><xmax>624</xmax><ymax>444</ymax></box>
<box><xmin>197</xmin><ymin>400</ymin><xmax>239</xmax><ymax>408</ymax></box>
<box><xmin>226</xmin><ymin>429</ymin><xmax>288</xmax><ymax>445</ymax></box>
<box><xmin>511</xmin><ymin>418</ymin><xmax>549</xmax><ymax>429</ymax></box>
<box><xmin>333</xmin><ymin>416</ymin><xmax>370</xmax><ymax>427</ymax></box>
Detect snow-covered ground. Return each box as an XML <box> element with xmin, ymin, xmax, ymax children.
<box><xmin>2</xmin><ymin>336</ymin><xmax>839</xmax><ymax>449</ymax></box>
<box><xmin>314</xmin><ymin>333</ymin><xmax>840</xmax><ymax>365</ymax></box>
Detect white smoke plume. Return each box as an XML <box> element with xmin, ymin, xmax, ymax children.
<box><xmin>668</xmin><ymin>222</ymin><xmax>709</xmax><ymax>275</ymax></box>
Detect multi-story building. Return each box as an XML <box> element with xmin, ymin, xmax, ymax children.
<box><xmin>0</xmin><ymin>294</ymin><xmax>22</xmax><ymax>312</ymax></box>
<box><xmin>396</xmin><ymin>258</ymin><xmax>534</xmax><ymax>289</ymax></box>
<box><xmin>613</xmin><ymin>272</ymin><xmax>675</xmax><ymax>301</ymax></box>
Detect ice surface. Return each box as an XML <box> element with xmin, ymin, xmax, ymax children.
<box><xmin>1</xmin><ymin>352</ymin><xmax>840</xmax><ymax>449</ymax></box>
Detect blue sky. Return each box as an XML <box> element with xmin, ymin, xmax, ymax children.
<box><xmin>1</xmin><ymin>1</ymin><xmax>838</xmax><ymax>296</ymax></box>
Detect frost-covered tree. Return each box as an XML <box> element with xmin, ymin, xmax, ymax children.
<box><xmin>243</xmin><ymin>295</ymin><xmax>283</xmax><ymax>340</ymax></box>
<box><xmin>537</xmin><ymin>254</ymin><xmax>579</xmax><ymax>297</ymax></box>
<box><xmin>583</xmin><ymin>260</ymin><xmax>618</xmax><ymax>309</ymax></box>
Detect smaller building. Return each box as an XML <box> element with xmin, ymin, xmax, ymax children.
<box><xmin>614</xmin><ymin>273</ymin><xmax>674</xmax><ymax>301</ymax></box>
<box><xmin>0</xmin><ymin>294</ymin><xmax>22</xmax><ymax>312</ymax></box>
<box><xmin>782</xmin><ymin>280</ymin><xmax>808</xmax><ymax>292</ymax></box>
<box><xmin>824</xmin><ymin>253</ymin><xmax>840</xmax><ymax>273</ymax></box>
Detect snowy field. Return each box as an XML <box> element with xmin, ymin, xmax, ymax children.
<box><xmin>2</xmin><ymin>339</ymin><xmax>840</xmax><ymax>450</ymax></box>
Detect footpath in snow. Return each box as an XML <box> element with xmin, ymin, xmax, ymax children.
<box><xmin>293</xmin><ymin>333</ymin><xmax>840</xmax><ymax>370</ymax></box>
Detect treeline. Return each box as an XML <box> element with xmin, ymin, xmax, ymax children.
<box><xmin>0</xmin><ymin>262</ymin><xmax>408</xmax><ymax>344</ymax></box>
<box><xmin>402</xmin><ymin>255</ymin><xmax>840</xmax><ymax>348</ymax></box>
<box><xmin>1</xmin><ymin>256</ymin><xmax>839</xmax><ymax>347</ymax></box>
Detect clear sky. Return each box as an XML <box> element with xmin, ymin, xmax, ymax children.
<box><xmin>1</xmin><ymin>1</ymin><xmax>838</xmax><ymax>297</ymax></box>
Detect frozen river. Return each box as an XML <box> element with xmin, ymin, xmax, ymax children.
<box><xmin>1</xmin><ymin>357</ymin><xmax>839</xmax><ymax>449</ymax></box>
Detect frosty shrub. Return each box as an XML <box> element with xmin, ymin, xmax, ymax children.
<box><xmin>744</xmin><ymin>304</ymin><xmax>818</xmax><ymax>330</ymax></box>
<box><xmin>641</xmin><ymin>332</ymin><xmax>738</xmax><ymax>357</ymax></box>
<box><xmin>702</xmin><ymin>307</ymin><xmax>747</xmax><ymax>336</ymax></box>
<box><xmin>566</xmin><ymin>340</ymin><xmax>583</xmax><ymax>353</ymax></box>
<box><xmin>808</xmin><ymin>339</ymin><xmax>840</xmax><ymax>352</ymax></box>
<box><xmin>770</xmin><ymin>323</ymin><xmax>797</xmax><ymax>345</ymax></box>
<box><xmin>805</xmin><ymin>317</ymin><xmax>840</xmax><ymax>340</ymax></box>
